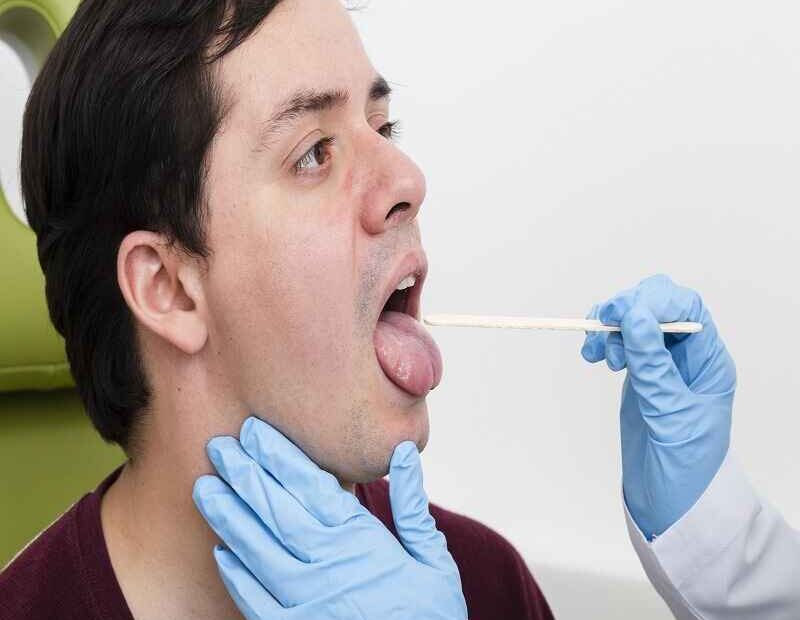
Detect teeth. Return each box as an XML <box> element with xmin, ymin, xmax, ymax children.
<box><xmin>396</xmin><ymin>275</ymin><xmax>416</xmax><ymax>291</ymax></box>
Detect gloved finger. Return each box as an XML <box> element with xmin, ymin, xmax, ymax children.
<box><xmin>614</xmin><ymin>275</ymin><xmax>722</xmax><ymax>354</ymax></box>
<box><xmin>214</xmin><ymin>545</ymin><xmax>285</xmax><ymax>620</ymax></box>
<box><xmin>206</xmin><ymin>436</ymin><xmax>328</xmax><ymax>563</ymax></box>
<box><xmin>634</xmin><ymin>275</ymin><xmax>728</xmax><ymax>389</ymax></box>
<box><xmin>596</xmin><ymin>287</ymin><xmax>638</xmax><ymax>327</ymax></box>
<box><xmin>239</xmin><ymin>417</ymin><xmax>364</xmax><ymax>527</ymax></box>
<box><xmin>581</xmin><ymin>304</ymin><xmax>607</xmax><ymax>363</ymax></box>
<box><xmin>634</xmin><ymin>274</ymin><xmax>702</xmax><ymax>323</ymax></box>
<box><xmin>588</xmin><ymin>284</ymin><xmax>638</xmax><ymax>363</ymax></box>
<box><xmin>192</xmin><ymin>475</ymin><xmax>310</xmax><ymax>607</ymax></box>
<box><xmin>389</xmin><ymin>442</ymin><xmax>458</xmax><ymax>574</ymax></box>
<box><xmin>605</xmin><ymin>331</ymin><xmax>626</xmax><ymax>372</ymax></box>
<box><xmin>619</xmin><ymin>302</ymin><xmax>693</xmax><ymax>421</ymax></box>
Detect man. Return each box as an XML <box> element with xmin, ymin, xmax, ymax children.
<box><xmin>0</xmin><ymin>0</ymin><xmax>553</xmax><ymax>619</ymax></box>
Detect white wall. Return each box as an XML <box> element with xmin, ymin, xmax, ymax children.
<box><xmin>354</xmin><ymin>2</ymin><xmax>800</xmax><ymax>618</ymax></box>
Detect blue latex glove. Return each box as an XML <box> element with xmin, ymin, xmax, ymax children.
<box><xmin>193</xmin><ymin>417</ymin><xmax>467</xmax><ymax>620</ymax></box>
<box><xmin>581</xmin><ymin>274</ymin><xmax>736</xmax><ymax>540</ymax></box>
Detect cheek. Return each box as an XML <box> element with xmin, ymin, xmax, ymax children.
<box><xmin>271</xmin><ymin>250</ymin><xmax>366</xmax><ymax>389</ymax></box>
<box><xmin>205</xmin><ymin>217</ymin><xmax>368</xmax><ymax>400</ymax></box>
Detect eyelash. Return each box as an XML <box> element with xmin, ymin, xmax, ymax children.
<box><xmin>292</xmin><ymin>120</ymin><xmax>402</xmax><ymax>175</ymax></box>
<box><xmin>379</xmin><ymin>120</ymin><xmax>401</xmax><ymax>141</ymax></box>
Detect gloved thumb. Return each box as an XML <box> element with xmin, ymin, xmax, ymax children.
<box><xmin>389</xmin><ymin>441</ymin><xmax>456</xmax><ymax>573</ymax></box>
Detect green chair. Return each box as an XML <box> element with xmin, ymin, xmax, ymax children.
<box><xmin>0</xmin><ymin>0</ymin><xmax>123</xmax><ymax>567</ymax></box>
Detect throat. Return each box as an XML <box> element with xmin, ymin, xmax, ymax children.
<box><xmin>100</xmin><ymin>461</ymin><xmax>243</xmax><ymax>619</ymax></box>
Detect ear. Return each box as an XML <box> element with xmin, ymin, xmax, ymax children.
<box><xmin>117</xmin><ymin>231</ymin><xmax>208</xmax><ymax>355</ymax></box>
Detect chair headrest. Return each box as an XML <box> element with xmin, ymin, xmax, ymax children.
<box><xmin>0</xmin><ymin>1</ymin><xmax>74</xmax><ymax>392</ymax></box>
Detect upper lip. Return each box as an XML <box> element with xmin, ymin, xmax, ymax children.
<box><xmin>377</xmin><ymin>249</ymin><xmax>428</xmax><ymax>322</ymax></box>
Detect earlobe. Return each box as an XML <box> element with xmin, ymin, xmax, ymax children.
<box><xmin>117</xmin><ymin>231</ymin><xmax>209</xmax><ymax>355</ymax></box>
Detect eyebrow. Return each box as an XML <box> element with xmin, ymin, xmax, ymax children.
<box><xmin>253</xmin><ymin>75</ymin><xmax>393</xmax><ymax>154</ymax></box>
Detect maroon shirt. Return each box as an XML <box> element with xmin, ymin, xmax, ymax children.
<box><xmin>0</xmin><ymin>468</ymin><xmax>554</xmax><ymax>620</ymax></box>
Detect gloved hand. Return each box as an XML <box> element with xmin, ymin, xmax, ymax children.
<box><xmin>581</xmin><ymin>274</ymin><xmax>736</xmax><ymax>540</ymax></box>
<box><xmin>192</xmin><ymin>417</ymin><xmax>467</xmax><ymax>620</ymax></box>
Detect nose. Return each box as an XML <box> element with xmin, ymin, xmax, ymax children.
<box><xmin>358</xmin><ymin>133</ymin><xmax>426</xmax><ymax>236</ymax></box>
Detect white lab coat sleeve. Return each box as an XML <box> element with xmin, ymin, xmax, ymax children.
<box><xmin>624</xmin><ymin>452</ymin><xmax>800</xmax><ymax>620</ymax></box>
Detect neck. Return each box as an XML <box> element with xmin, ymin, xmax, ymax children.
<box><xmin>101</xmin><ymin>400</ymin><xmax>244</xmax><ymax>620</ymax></box>
<box><xmin>98</xmin><ymin>357</ymin><xmax>357</xmax><ymax>619</ymax></box>
<box><xmin>100</xmin><ymin>358</ymin><xmax>250</xmax><ymax>619</ymax></box>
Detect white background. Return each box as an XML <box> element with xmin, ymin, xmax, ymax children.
<box><xmin>353</xmin><ymin>2</ymin><xmax>800</xmax><ymax>618</ymax></box>
<box><xmin>3</xmin><ymin>2</ymin><xmax>800</xmax><ymax>618</ymax></box>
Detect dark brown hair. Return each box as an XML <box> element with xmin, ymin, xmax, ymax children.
<box><xmin>21</xmin><ymin>0</ymin><xmax>282</xmax><ymax>452</ymax></box>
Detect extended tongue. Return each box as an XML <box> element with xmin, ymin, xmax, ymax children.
<box><xmin>373</xmin><ymin>310</ymin><xmax>443</xmax><ymax>397</ymax></box>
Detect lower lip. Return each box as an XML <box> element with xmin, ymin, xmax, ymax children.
<box><xmin>373</xmin><ymin>310</ymin><xmax>443</xmax><ymax>398</ymax></box>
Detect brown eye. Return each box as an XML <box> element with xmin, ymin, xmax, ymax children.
<box><xmin>294</xmin><ymin>137</ymin><xmax>335</xmax><ymax>174</ymax></box>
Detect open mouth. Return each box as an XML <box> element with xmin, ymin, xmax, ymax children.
<box><xmin>380</xmin><ymin>271</ymin><xmax>422</xmax><ymax>319</ymax></box>
<box><xmin>373</xmin><ymin>256</ymin><xmax>443</xmax><ymax>398</ymax></box>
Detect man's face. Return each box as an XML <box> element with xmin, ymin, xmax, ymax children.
<box><xmin>201</xmin><ymin>0</ymin><xmax>441</xmax><ymax>483</ymax></box>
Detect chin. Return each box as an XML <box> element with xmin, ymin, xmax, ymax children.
<box><xmin>320</xmin><ymin>396</ymin><xmax>432</xmax><ymax>485</ymax></box>
<box><xmin>331</xmin><ymin>403</ymin><xmax>429</xmax><ymax>485</ymax></box>
<box><xmin>372</xmin><ymin>399</ymin><xmax>431</xmax><ymax>480</ymax></box>
<box><xmin>408</xmin><ymin>403</ymin><xmax>431</xmax><ymax>452</ymax></box>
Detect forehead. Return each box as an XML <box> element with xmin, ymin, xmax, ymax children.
<box><xmin>216</xmin><ymin>0</ymin><xmax>374</xmax><ymax>126</ymax></box>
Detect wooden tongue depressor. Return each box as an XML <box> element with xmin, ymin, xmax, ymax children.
<box><xmin>423</xmin><ymin>314</ymin><xmax>703</xmax><ymax>334</ymax></box>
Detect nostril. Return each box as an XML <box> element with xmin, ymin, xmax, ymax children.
<box><xmin>386</xmin><ymin>202</ymin><xmax>411</xmax><ymax>220</ymax></box>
